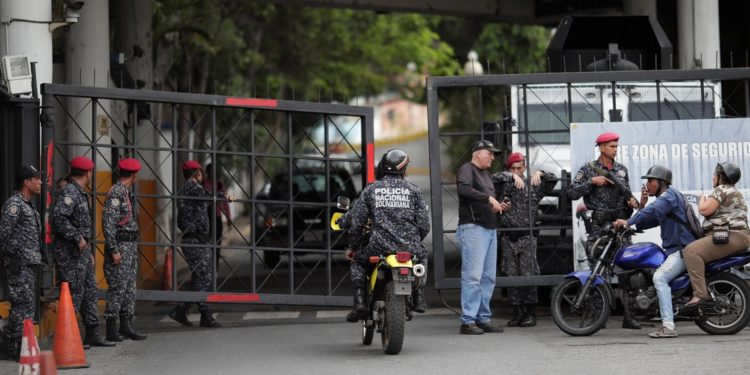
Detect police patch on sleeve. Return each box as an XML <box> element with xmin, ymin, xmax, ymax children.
<box><xmin>111</xmin><ymin>198</ymin><xmax>120</xmax><ymax>207</ymax></box>
<box><xmin>617</xmin><ymin>170</ymin><xmax>626</xmax><ymax>178</ymax></box>
<box><xmin>63</xmin><ymin>196</ymin><xmax>74</xmax><ymax>205</ymax></box>
<box><xmin>575</xmin><ymin>171</ymin><xmax>584</xmax><ymax>181</ymax></box>
<box><xmin>7</xmin><ymin>204</ymin><xmax>19</xmax><ymax>216</ymax></box>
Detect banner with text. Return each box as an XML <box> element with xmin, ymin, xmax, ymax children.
<box><xmin>569</xmin><ymin>118</ymin><xmax>750</xmax><ymax>270</ymax></box>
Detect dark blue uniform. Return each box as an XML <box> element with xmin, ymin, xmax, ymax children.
<box><xmin>0</xmin><ymin>193</ymin><xmax>41</xmax><ymax>344</ymax></box>
<box><xmin>177</xmin><ymin>179</ymin><xmax>213</xmax><ymax>313</ymax></box>
<box><xmin>346</xmin><ymin>175</ymin><xmax>430</xmax><ymax>287</ymax></box>
<box><xmin>102</xmin><ymin>182</ymin><xmax>139</xmax><ymax>320</ymax></box>
<box><xmin>52</xmin><ymin>179</ymin><xmax>99</xmax><ymax>327</ymax></box>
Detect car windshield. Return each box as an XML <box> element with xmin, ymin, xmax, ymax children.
<box><xmin>268</xmin><ymin>171</ymin><xmax>353</xmax><ymax>201</ymax></box>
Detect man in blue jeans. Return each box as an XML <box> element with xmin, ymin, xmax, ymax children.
<box><xmin>613</xmin><ymin>165</ymin><xmax>697</xmax><ymax>338</ymax></box>
<box><xmin>456</xmin><ymin>140</ymin><xmax>510</xmax><ymax>334</ymax></box>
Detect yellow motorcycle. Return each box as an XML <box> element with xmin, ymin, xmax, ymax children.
<box><xmin>331</xmin><ymin>199</ymin><xmax>425</xmax><ymax>355</ymax></box>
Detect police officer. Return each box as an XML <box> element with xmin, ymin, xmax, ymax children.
<box><xmin>493</xmin><ymin>152</ymin><xmax>556</xmax><ymax>327</ymax></box>
<box><xmin>568</xmin><ymin>132</ymin><xmax>641</xmax><ymax>329</ymax></box>
<box><xmin>52</xmin><ymin>156</ymin><xmax>114</xmax><ymax>347</ymax></box>
<box><xmin>169</xmin><ymin>160</ymin><xmax>222</xmax><ymax>328</ymax></box>
<box><xmin>0</xmin><ymin>166</ymin><xmax>42</xmax><ymax>361</ymax></box>
<box><xmin>344</xmin><ymin>150</ymin><xmax>430</xmax><ymax>322</ymax></box>
<box><xmin>103</xmin><ymin>158</ymin><xmax>147</xmax><ymax>341</ymax></box>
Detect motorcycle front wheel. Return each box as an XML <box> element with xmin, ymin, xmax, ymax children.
<box><xmin>362</xmin><ymin>320</ymin><xmax>374</xmax><ymax>345</ymax></box>
<box><xmin>551</xmin><ymin>278</ymin><xmax>610</xmax><ymax>336</ymax></box>
<box><xmin>695</xmin><ymin>273</ymin><xmax>750</xmax><ymax>335</ymax></box>
<box><xmin>381</xmin><ymin>282</ymin><xmax>406</xmax><ymax>355</ymax></box>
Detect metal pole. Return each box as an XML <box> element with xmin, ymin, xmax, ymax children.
<box><xmin>210</xmin><ymin>107</ymin><xmax>217</xmax><ymax>292</ymax></box>
<box><xmin>287</xmin><ymin>112</ymin><xmax>294</xmax><ymax>294</ymax></box>
<box><xmin>171</xmin><ymin>104</ymin><xmax>178</xmax><ymax>292</ymax></box>
<box><xmin>426</xmin><ymin>80</ymin><xmax>445</xmax><ymax>287</ymax></box>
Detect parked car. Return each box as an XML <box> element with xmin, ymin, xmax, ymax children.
<box><xmin>255</xmin><ymin>167</ymin><xmax>358</xmax><ymax>267</ymax></box>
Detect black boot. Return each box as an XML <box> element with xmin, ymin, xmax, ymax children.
<box><xmin>507</xmin><ymin>305</ymin><xmax>525</xmax><ymax>327</ymax></box>
<box><xmin>106</xmin><ymin>318</ymin><xmax>124</xmax><ymax>342</ymax></box>
<box><xmin>199</xmin><ymin>311</ymin><xmax>221</xmax><ymax>328</ymax></box>
<box><xmin>346</xmin><ymin>287</ymin><xmax>367</xmax><ymax>323</ymax></box>
<box><xmin>519</xmin><ymin>304</ymin><xmax>537</xmax><ymax>327</ymax></box>
<box><xmin>84</xmin><ymin>325</ymin><xmax>115</xmax><ymax>347</ymax></box>
<box><xmin>621</xmin><ymin>295</ymin><xmax>642</xmax><ymax>330</ymax></box>
<box><xmin>169</xmin><ymin>304</ymin><xmax>193</xmax><ymax>327</ymax></box>
<box><xmin>412</xmin><ymin>287</ymin><xmax>427</xmax><ymax>313</ymax></box>
<box><xmin>2</xmin><ymin>339</ymin><xmax>19</xmax><ymax>362</ymax></box>
<box><xmin>119</xmin><ymin>315</ymin><xmax>147</xmax><ymax>340</ymax></box>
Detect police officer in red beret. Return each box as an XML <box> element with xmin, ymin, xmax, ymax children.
<box><xmin>52</xmin><ymin>156</ymin><xmax>114</xmax><ymax>348</ymax></box>
<box><xmin>169</xmin><ymin>160</ymin><xmax>223</xmax><ymax>328</ymax></box>
<box><xmin>568</xmin><ymin>132</ymin><xmax>641</xmax><ymax>329</ymax></box>
<box><xmin>493</xmin><ymin>152</ymin><xmax>557</xmax><ymax>327</ymax></box>
<box><xmin>102</xmin><ymin>158</ymin><xmax>147</xmax><ymax>341</ymax></box>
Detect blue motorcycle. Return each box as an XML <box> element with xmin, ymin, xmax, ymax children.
<box><xmin>551</xmin><ymin>225</ymin><xmax>750</xmax><ymax>336</ymax></box>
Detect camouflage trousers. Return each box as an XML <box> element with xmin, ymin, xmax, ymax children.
<box><xmin>3</xmin><ymin>262</ymin><xmax>37</xmax><ymax>341</ymax></box>
<box><xmin>178</xmin><ymin>238</ymin><xmax>213</xmax><ymax>313</ymax></box>
<box><xmin>55</xmin><ymin>244</ymin><xmax>99</xmax><ymax>327</ymax></box>
<box><xmin>350</xmin><ymin>244</ymin><xmax>428</xmax><ymax>288</ymax></box>
<box><xmin>501</xmin><ymin>234</ymin><xmax>539</xmax><ymax>305</ymax></box>
<box><xmin>104</xmin><ymin>241</ymin><xmax>138</xmax><ymax>320</ymax></box>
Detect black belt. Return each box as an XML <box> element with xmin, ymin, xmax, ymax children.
<box><xmin>116</xmin><ymin>231</ymin><xmax>139</xmax><ymax>242</ymax></box>
<box><xmin>592</xmin><ymin>210</ymin><xmax>623</xmax><ymax>224</ymax></box>
<box><xmin>182</xmin><ymin>232</ymin><xmax>209</xmax><ymax>243</ymax></box>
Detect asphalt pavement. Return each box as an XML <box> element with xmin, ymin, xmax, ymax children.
<box><xmin>3</xmin><ymin>301</ymin><xmax>750</xmax><ymax>375</ymax></box>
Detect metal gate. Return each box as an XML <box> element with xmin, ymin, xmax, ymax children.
<box><xmin>41</xmin><ymin>83</ymin><xmax>373</xmax><ymax>306</ymax></box>
<box><xmin>427</xmin><ymin>68</ymin><xmax>750</xmax><ymax>290</ymax></box>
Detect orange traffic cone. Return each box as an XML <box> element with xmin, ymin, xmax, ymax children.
<box><xmin>18</xmin><ymin>318</ymin><xmax>41</xmax><ymax>375</ymax></box>
<box><xmin>162</xmin><ymin>248</ymin><xmax>174</xmax><ymax>291</ymax></box>
<box><xmin>52</xmin><ymin>282</ymin><xmax>90</xmax><ymax>369</ymax></box>
<box><xmin>39</xmin><ymin>351</ymin><xmax>58</xmax><ymax>375</ymax></box>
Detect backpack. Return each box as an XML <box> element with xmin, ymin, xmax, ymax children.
<box><xmin>672</xmin><ymin>191</ymin><xmax>705</xmax><ymax>239</ymax></box>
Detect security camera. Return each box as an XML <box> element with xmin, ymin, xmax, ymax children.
<box><xmin>63</xmin><ymin>0</ymin><xmax>84</xmax><ymax>23</ymax></box>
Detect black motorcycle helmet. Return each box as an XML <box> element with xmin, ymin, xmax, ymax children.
<box><xmin>716</xmin><ymin>162</ymin><xmax>741</xmax><ymax>185</ymax></box>
<box><xmin>641</xmin><ymin>165</ymin><xmax>672</xmax><ymax>185</ymax></box>
<box><xmin>380</xmin><ymin>149</ymin><xmax>409</xmax><ymax>177</ymax></box>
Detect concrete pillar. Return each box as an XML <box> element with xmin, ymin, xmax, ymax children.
<box><xmin>113</xmin><ymin>0</ymin><xmax>160</xmax><ymax>288</ymax></box>
<box><xmin>678</xmin><ymin>0</ymin><xmax>721</xmax><ymax>69</ymax></box>
<box><xmin>0</xmin><ymin>0</ymin><xmax>53</xmax><ymax>93</ymax></box>
<box><xmin>64</xmin><ymin>0</ymin><xmax>112</xmax><ymax>290</ymax></box>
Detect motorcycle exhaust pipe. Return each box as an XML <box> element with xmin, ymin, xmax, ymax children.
<box><xmin>413</xmin><ymin>264</ymin><xmax>426</xmax><ymax>277</ymax></box>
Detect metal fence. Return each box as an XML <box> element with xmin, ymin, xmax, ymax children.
<box><xmin>41</xmin><ymin>83</ymin><xmax>373</xmax><ymax>306</ymax></box>
<box><xmin>427</xmin><ymin>68</ymin><xmax>750</xmax><ymax>290</ymax></box>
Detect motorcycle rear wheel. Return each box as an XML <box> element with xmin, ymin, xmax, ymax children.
<box><xmin>381</xmin><ymin>282</ymin><xmax>406</xmax><ymax>355</ymax></box>
<box><xmin>551</xmin><ymin>278</ymin><xmax>610</xmax><ymax>336</ymax></box>
<box><xmin>695</xmin><ymin>273</ymin><xmax>750</xmax><ymax>335</ymax></box>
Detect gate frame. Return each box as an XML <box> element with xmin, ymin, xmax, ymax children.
<box><xmin>427</xmin><ymin>68</ymin><xmax>750</xmax><ymax>290</ymax></box>
<box><xmin>41</xmin><ymin>83</ymin><xmax>374</xmax><ymax>306</ymax></box>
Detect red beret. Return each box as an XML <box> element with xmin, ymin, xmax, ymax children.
<box><xmin>182</xmin><ymin>160</ymin><xmax>202</xmax><ymax>171</ymax></box>
<box><xmin>118</xmin><ymin>158</ymin><xmax>141</xmax><ymax>172</ymax></box>
<box><xmin>70</xmin><ymin>156</ymin><xmax>94</xmax><ymax>171</ymax></box>
<box><xmin>505</xmin><ymin>152</ymin><xmax>525</xmax><ymax>168</ymax></box>
<box><xmin>596</xmin><ymin>132</ymin><xmax>619</xmax><ymax>144</ymax></box>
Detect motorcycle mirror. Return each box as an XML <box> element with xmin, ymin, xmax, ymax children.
<box><xmin>336</xmin><ymin>196</ymin><xmax>350</xmax><ymax>211</ymax></box>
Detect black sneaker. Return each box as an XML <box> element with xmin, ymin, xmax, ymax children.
<box><xmin>460</xmin><ymin>323</ymin><xmax>484</xmax><ymax>335</ymax></box>
<box><xmin>476</xmin><ymin>321</ymin><xmax>504</xmax><ymax>333</ymax></box>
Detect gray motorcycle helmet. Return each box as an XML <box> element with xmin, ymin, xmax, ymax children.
<box><xmin>641</xmin><ymin>165</ymin><xmax>673</xmax><ymax>185</ymax></box>
<box><xmin>716</xmin><ymin>162</ymin><xmax>741</xmax><ymax>185</ymax></box>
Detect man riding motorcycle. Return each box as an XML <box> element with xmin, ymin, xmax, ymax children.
<box><xmin>613</xmin><ymin>165</ymin><xmax>698</xmax><ymax>338</ymax></box>
<box><xmin>342</xmin><ymin>149</ymin><xmax>431</xmax><ymax>322</ymax></box>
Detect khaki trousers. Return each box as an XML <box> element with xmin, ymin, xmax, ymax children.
<box><xmin>683</xmin><ymin>230</ymin><xmax>750</xmax><ymax>299</ymax></box>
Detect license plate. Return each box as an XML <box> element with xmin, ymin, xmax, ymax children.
<box><xmin>392</xmin><ymin>279</ymin><xmax>411</xmax><ymax>295</ymax></box>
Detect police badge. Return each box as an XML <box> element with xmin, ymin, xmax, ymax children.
<box><xmin>111</xmin><ymin>198</ymin><xmax>120</xmax><ymax>207</ymax></box>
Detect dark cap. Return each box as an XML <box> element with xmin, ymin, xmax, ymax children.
<box><xmin>472</xmin><ymin>140</ymin><xmax>500</xmax><ymax>153</ymax></box>
<box><xmin>17</xmin><ymin>165</ymin><xmax>42</xmax><ymax>181</ymax></box>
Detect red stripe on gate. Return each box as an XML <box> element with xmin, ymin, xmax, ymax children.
<box><xmin>225</xmin><ymin>97</ymin><xmax>278</xmax><ymax>108</ymax></box>
<box><xmin>206</xmin><ymin>293</ymin><xmax>260</xmax><ymax>303</ymax></box>
<box><xmin>366</xmin><ymin>143</ymin><xmax>375</xmax><ymax>183</ymax></box>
